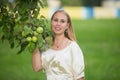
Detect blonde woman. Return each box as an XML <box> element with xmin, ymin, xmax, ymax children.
<box><xmin>32</xmin><ymin>10</ymin><xmax>85</xmax><ymax>80</ymax></box>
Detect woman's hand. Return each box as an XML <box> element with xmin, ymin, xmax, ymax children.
<box><xmin>32</xmin><ymin>47</ymin><xmax>42</xmax><ymax>72</ymax></box>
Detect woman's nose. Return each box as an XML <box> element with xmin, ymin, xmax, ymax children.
<box><xmin>56</xmin><ymin>21</ymin><xmax>61</xmax><ymax>25</ymax></box>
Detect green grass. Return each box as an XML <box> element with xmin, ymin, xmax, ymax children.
<box><xmin>73</xmin><ymin>19</ymin><xmax>120</xmax><ymax>80</ymax></box>
<box><xmin>0</xmin><ymin>19</ymin><xmax>120</xmax><ymax>80</ymax></box>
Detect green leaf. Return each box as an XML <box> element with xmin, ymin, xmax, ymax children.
<box><xmin>38</xmin><ymin>0</ymin><xmax>45</xmax><ymax>8</ymax></box>
<box><xmin>8</xmin><ymin>36</ymin><xmax>15</xmax><ymax>48</ymax></box>
<box><xmin>17</xmin><ymin>41</ymin><xmax>29</xmax><ymax>54</ymax></box>
<box><xmin>27</xmin><ymin>42</ymin><xmax>35</xmax><ymax>53</ymax></box>
<box><xmin>14</xmin><ymin>24</ymin><xmax>23</xmax><ymax>35</ymax></box>
<box><xmin>37</xmin><ymin>34</ymin><xmax>43</xmax><ymax>48</ymax></box>
<box><xmin>23</xmin><ymin>25</ymin><xmax>33</xmax><ymax>35</ymax></box>
<box><xmin>10</xmin><ymin>41</ymin><xmax>15</xmax><ymax>48</ymax></box>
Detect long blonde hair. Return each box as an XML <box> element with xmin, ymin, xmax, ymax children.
<box><xmin>51</xmin><ymin>10</ymin><xmax>76</xmax><ymax>41</ymax></box>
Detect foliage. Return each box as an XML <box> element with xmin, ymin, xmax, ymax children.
<box><xmin>62</xmin><ymin>0</ymin><xmax>82</xmax><ymax>6</ymax></box>
<box><xmin>82</xmin><ymin>0</ymin><xmax>102</xmax><ymax>6</ymax></box>
<box><xmin>61</xmin><ymin>0</ymin><xmax>102</xmax><ymax>6</ymax></box>
<box><xmin>0</xmin><ymin>0</ymin><xmax>52</xmax><ymax>54</ymax></box>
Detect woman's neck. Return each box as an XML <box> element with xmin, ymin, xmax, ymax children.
<box><xmin>52</xmin><ymin>34</ymin><xmax>67</xmax><ymax>49</ymax></box>
<box><xmin>52</xmin><ymin>34</ymin><xmax>72</xmax><ymax>50</ymax></box>
<box><xmin>54</xmin><ymin>35</ymin><xmax>65</xmax><ymax>43</ymax></box>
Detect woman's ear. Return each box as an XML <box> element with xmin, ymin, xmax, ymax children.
<box><xmin>66</xmin><ymin>23</ymin><xmax>69</xmax><ymax>29</ymax></box>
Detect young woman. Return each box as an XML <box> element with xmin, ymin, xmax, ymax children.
<box><xmin>32</xmin><ymin>10</ymin><xmax>85</xmax><ymax>80</ymax></box>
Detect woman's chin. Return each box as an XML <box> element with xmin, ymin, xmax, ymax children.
<box><xmin>54</xmin><ymin>32</ymin><xmax>63</xmax><ymax>35</ymax></box>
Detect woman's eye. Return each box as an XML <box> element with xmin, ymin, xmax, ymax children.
<box><xmin>53</xmin><ymin>19</ymin><xmax>58</xmax><ymax>22</ymax></box>
<box><xmin>61</xmin><ymin>20</ymin><xmax>65</xmax><ymax>23</ymax></box>
<box><xmin>52</xmin><ymin>19</ymin><xmax>66</xmax><ymax>23</ymax></box>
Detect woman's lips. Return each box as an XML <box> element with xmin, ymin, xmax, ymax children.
<box><xmin>55</xmin><ymin>27</ymin><xmax>61</xmax><ymax>31</ymax></box>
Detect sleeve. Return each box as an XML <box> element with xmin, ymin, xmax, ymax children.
<box><xmin>41</xmin><ymin>50</ymin><xmax>51</xmax><ymax>69</ymax></box>
<box><xmin>41</xmin><ymin>53</ymin><xmax>45</xmax><ymax>68</ymax></box>
<box><xmin>41</xmin><ymin>52</ymin><xmax>47</xmax><ymax>69</ymax></box>
<box><xmin>71</xmin><ymin>42</ymin><xmax>85</xmax><ymax>79</ymax></box>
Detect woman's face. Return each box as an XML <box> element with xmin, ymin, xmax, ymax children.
<box><xmin>51</xmin><ymin>12</ymin><xmax>69</xmax><ymax>35</ymax></box>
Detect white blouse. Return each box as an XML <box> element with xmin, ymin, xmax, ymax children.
<box><xmin>42</xmin><ymin>41</ymin><xmax>85</xmax><ymax>80</ymax></box>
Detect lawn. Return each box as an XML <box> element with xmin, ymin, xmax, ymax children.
<box><xmin>0</xmin><ymin>19</ymin><xmax>120</xmax><ymax>80</ymax></box>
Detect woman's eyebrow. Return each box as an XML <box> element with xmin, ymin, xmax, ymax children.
<box><xmin>53</xmin><ymin>17</ymin><xmax>67</xmax><ymax>21</ymax></box>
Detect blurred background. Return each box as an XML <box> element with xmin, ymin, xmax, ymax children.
<box><xmin>0</xmin><ymin>0</ymin><xmax>120</xmax><ymax>80</ymax></box>
<box><xmin>41</xmin><ymin>0</ymin><xmax>120</xmax><ymax>19</ymax></box>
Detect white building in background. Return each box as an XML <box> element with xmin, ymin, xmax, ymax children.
<box><xmin>80</xmin><ymin>0</ymin><xmax>120</xmax><ymax>19</ymax></box>
<box><xmin>41</xmin><ymin>0</ymin><xmax>120</xmax><ymax>19</ymax></box>
<box><xmin>102</xmin><ymin>0</ymin><xmax>120</xmax><ymax>8</ymax></box>
<box><xmin>100</xmin><ymin>0</ymin><xmax>120</xmax><ymax>19</ymax></box>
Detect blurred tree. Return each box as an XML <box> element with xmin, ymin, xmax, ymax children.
<box><xmin>0</xmin><ymin>0</ymin><xmax>52</xmax><ymax>54</ymax></box>
<box><xmin>61</xmin><ymin>0</ymin><xmax>102</xmax><ymax>6</ymax></box>
<box><xmin>82</xmin><ymin>0</ymin><xmax>102</xmax><ymax>6</ymax></box>
<box><xmin>62</xmin><ymin>0</ymin><xmax>83</xmax><ymax>6</ymax></box>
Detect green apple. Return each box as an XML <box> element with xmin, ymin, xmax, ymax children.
<box><xmin>35</xmin><ymin>8</ymin><xmax>38</xmax><ymax>11</ymax></box>
<box><xmin>22</xmin><ymin>31</ymin><xmax>26</xmax><ymax>37</ymax></box>
<box><xmin>26</xmin><ymin>37</ymin><xmax>32</xmax><ymax>42</ymax></box>
<box><xmin>37</xmin><ymin>27</ymin><xmax>43</xmax><ymax>34</ymax></box>
<box><xmin>32</xmin><ymin>36</ymin><xmax>38</xmax><ymax>42</ymax></box>
<box><xmin>33</xmin><ymin>31</ymin><xmax>38</xmax><ymax>36</ymax></box>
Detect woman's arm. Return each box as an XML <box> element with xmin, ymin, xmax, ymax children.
<box><xmin>32</xmin><ymin>47</ymin><xmax>42</xmax><ymax>72</ymax></box>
